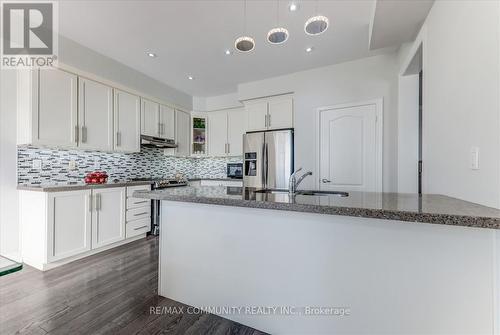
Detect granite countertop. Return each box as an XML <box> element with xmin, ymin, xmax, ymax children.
<box><xmin>17</xmin><ymin>180</ymin><xmax>153</xmax><ymax>192</ymax></box>
<box><xmin>133</xmin><ymin>185</ymin><xmax>500</xmax><ymax>229</ymax></box>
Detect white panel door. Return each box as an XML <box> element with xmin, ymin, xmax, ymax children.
<box><xmin>78</xmin><ymin>78</ymin><xmax>113</xmax><ymax>151</ymax></box>
<box><xmin>160</xmin><ymin>104</ymin><xmax>175</xmax><ymax>139</ymax></box>
<box><xmin>92</xmin><ymin>187</ymin><xmax>125</xmax><ymax>249</ymax></box>
<box><xmin>141</xmin><ymin>99</ymin><xmax>160</xmax><ymax>137</ymax></box>
<box><xmin>47</xmin><ymin>190</ymin><xmax>92</xmax><ymax>262</ymax></box>
<box><xmin>208</xmin><ymin>111</ymin><xmax>228</xmax><ymax>156</ymax></box>
<box><xmin>175</xmin><ymin>110</ymin><xmax>190</xmax><ymax>156</ymax></box>
<box><xmin>114</xmin><ymin>89</ymin><xmax>141</xmax><ymax>152</ymax></box>
<box><xmin>35</xmin><ymin>69</ymin><xmax>78</xmax><ymax>147</ymax></box>
<box><xmin>268</xmin><ymin>97</ymin><xmax>293</xmax><ymax>130</ymax></box>
<box><xmin>319</xmin><ymin>102</ymin><xmax>381</xmax><ymax>192</ymax></box>
<box><xmin>227</xmin><ymin>108</ymin><xmax>246</xmax><ymax>156</ymax></box>
<box><xmin>246</xmin><ymin>101</ymin><xmax>268</xmax><ymax>132</ymax></box>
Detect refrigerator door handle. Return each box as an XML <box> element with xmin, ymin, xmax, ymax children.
<box><xmin>261</xmin><ymin>143</ymin><xmax>266</xmax><ymax>188</ymax></box>
<box><xmin>264</xmin><ymin>142</ymin><xmax>269</xmax><ymax>188</ymax></box>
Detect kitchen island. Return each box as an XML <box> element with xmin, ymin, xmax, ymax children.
<box><xmin>135</xmin><ymin>186</ymin><xmax>500</xmax><ymax>334</ymax></box>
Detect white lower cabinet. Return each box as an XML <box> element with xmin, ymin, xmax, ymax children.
<box><xmin>20</xmin><ymin>186</ymin><xmax>148</xmax><ymax>271</ymax></box>
<box><xmin>47</xmin><ymin>190</ymin><xmax>92</xmax><ymax>262</ymax></box>
<box><xmin>125</xmin><ymin>185</ymin><xmax>152</xmax><ymax>238</ymax></box>
<box><xmin>91</xmin><ymin>188</ymin><xmax>126</xmax><ymax>249</ymax></box>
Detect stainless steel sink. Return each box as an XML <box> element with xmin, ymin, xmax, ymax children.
<box><xmin>296</xmin><ymin>190</ymin><xmax>349</xmax><ymax>197</ymax></box>
<box><xmin>254</xmin><ymin>189</ymin><xmax>290</xmax><ymax>194</ymax></box>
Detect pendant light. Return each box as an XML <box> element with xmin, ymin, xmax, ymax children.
<box><xmin>235</xmin><ymin>0</ymin><xmax>255</xmax><ymax>52</ymax></box>
<box><xmin>304</xmin><ymin>0</ymin><xmax>329</xmax><ymax>36</ymax></box>
<box><xmin>267</xmin><ymin>0</ymin><xmax>289</xmax><ymax>44</ymax></box>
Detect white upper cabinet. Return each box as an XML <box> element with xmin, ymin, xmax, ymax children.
<box><xmin>92</xmin><ymin>187</ymin><xmax>126</xmax><ymax>249</ymax></box>
<box><xmin>20</xmin><ymin>68</ymin><xmax>78</xmax><ymax>147</ymax></box>
<box><xmin>141</xmin><ymin>98</ymin><xmax>160</xmax><ymax>137</ymax></box>
<box><xmin>208</xmin><ymin>108</ymin><xmax>246</xmax><ymax>157</ymax></box>
<box><xmin>175</xmin><ymin>109</ymin><xmax>191</xmax><ymax>156</ymax></box>
<box><xmin>227</xmin><ymin>108</ymin><xmax>246</xmax><ymax>156</ymax></box>
<box><xmin>160</xmin><ymin>104</ymin><xmax>175</xmax><ymax>139</ymax></box>
<box><xmin>244</xmin><ymin>95</ymin><xmax>293</xmax><ymax>132</ymax></box>
<box><xmin>268</xmin><ymin>96</ymin><xmax>293</xmax><ymax>130</ymax></box>
<box><xmin>114</xmin><ymin>89</ymin><xmax>141</xmax><ymax>152</ymax></box>
<box><xmin>208</xmin><ymin>111</ymin><xmax>228</xmax><ymax>156</ymax></box>
<box><xmin>78</xmin><ymin>78</ymin><xmax>113</xmax><ymax>151</ymax></box>
<box><xmin>246</xmin><ymin>100</ymin><xmax>268</xmax><ymax>132</ymax></box>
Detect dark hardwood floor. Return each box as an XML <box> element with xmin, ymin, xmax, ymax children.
<box><xmin>0</xmin><ymin>237</ymin><xmax>268</xmax><ymax>335</ymax></box>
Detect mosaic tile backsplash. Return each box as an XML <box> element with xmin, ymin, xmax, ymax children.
<box><xmin>17</xmin><ymin>146</ymin><xmax>242</xmax><ymax>185</ymax></box>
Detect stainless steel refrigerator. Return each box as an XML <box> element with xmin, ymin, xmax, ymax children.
<box><xmin>243</xmin><ymin>129</ymin><xmax>294</xmax><ymax>189</ymax></box>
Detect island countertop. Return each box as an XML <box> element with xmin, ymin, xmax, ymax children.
<box><xmin>133</xmin><ymin>185</ymin><xmax>500</xmax><ymax>229</ymax></box>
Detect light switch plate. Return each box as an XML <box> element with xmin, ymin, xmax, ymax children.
<box><xmin>68</xmin><ymin>160</ymin><xmax>77</xmax><ymax>170</ymax></box>
<box><xmin>94</xmin><ymin>158</ymin><xmax>100</xmax><ymax>170</ymax></box>
<box><xmin>470</xmin><ymin>147</ymin><xmax>479</xmax><ymax>170</ymax></box>
<box><xmin>32</xmin><ymin>159</ymin><xmax>42</xmax><ymax>170</ymax></box>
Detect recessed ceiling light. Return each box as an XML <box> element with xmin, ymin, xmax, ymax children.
<box><xmin>225</xmin><ymin>49</ymin><xmax>232</xmax><ymax>55</ymax></box>
<box><xmin>306</xmin><ymin>47</ymin><xmax>313</xmax><ymax>53</ymax></box>
<box><xmin>289</xmin><ymin>3</ymin><xmax>298</xmax><ymax>11</ymax></box>
<box><xmin>146</xmin><ymin>52</ymin><xmax>157</xmax><ymax>58</ymax></box>
<box><xmin>188</xmin><ymin>76</ymin><xmax>194</xmax><ymax>80</ymax></box>
<box><xmin>304</xmin><ymin>15</ymin><xmax>329</xmax><ymax>35</ymax></box>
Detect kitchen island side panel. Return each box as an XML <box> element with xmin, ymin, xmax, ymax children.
<box><xmin>159</xmin><ymin>201</ymin><xmax>497</xmax><ymax>335</ymax></box>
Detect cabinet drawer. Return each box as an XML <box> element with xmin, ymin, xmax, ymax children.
<box><xmin>127</xmin><ymin>185</ymin><xmax>151</xmax><ymax>197</ymax></box>
<box><xmin>127</xmin><ymin>197</ymin><xmax>151</xmax><ymax>209</ymax></box>
<box><xmin>126</xmin><ymin>206</ymin><xmax>151</xmax><ymax>222</ymax></box>
<box><xmin>126</xmin><ymin>218</ymin><xmax>151</xmax><ymax>238</ymax></box>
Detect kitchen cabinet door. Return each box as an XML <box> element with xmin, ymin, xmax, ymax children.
<box><xmin>245</xmin><ymin>100</ymin><xmax>268</xmax><ymax>132</ymax></box>
<box><xmin>268</xmin><ymin>97</ymin><xmax>293</xmax><ymax>130</ymax></box>
<box><xmin>141</xmin><ymin>98</ymin><xmax>160</xmax><ymax>137</ymax></box>
<box><xmin>92</xmin><ymin>187</ymin><xmax>126</xmax><ymax>249</ymax></box>
<box><xmin>160</xmin><ymin>104</ymin><xmax>175</xmax><ymax>139</ymax></box>
<box><xmin>208</xmin><ymin>111</ymin><xmax>228</xmax><ymax>156</ymax></box>
<box><xmin>78</xmin><ymin>78</ymin><xmax>113</xmax><ymax>151</ymax></box>
<box><xmin>114</xmin><ymin>89</ymin><xmax>141</xmax><ymax>152</ymax></box>
<box><xmin>175</xmin><ymin>110</ymin><xmax>190</xmax><ymax>156</ymax></box>
<box><xmin>47</xmin><ymin>190</ymin><xmax>92</xmax><ymax>262</ymax></box>
<box><xmin>227</xmin><ymin>108</ymin><xmax>246</xmax><ymax>156</ymax></box>
<box><xmin>35</xmin><ymin>68</ymin><xmax>78</xmax><ymax>147</ymax></box>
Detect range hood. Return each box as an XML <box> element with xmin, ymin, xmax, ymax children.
<box><xmin>141</xmin><ymin>135</ymin><xmax>177</xmax><ymax>148</ymax></box>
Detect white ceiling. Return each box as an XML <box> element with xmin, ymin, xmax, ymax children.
<box><xmin>59</xmin><ymin>0</ymin><xmax>399</xmax><ymax>97</ymax></box>
<box><xmin>369</xmin><ymin>0</ymin><xmax>434</xmax><ymax>50</ymax></box>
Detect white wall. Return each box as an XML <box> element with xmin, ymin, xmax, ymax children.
<box><xmin>238</xmin><ymin>54</ymin><xmax>399</xmax><ymax>191</ymax></box>
<box><xmin>59</xmin><ymin>36</ymin><xmax>193</xmax><ymax>110</ymax></box>
<box><xmin>403</xmin><ymin>0</ymin><xmax>500</xmax><ymax>208</ymax></box>
<box><xmin>0</xmin><ymin>69</ymin><xmax>20</xmax><ymax>261</ymax></box>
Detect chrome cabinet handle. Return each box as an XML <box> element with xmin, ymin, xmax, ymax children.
<box><xmin>75</xmin><ymin>125</ymin><xmax>79</xmax><ymax>143</ymax></box>
<box><xmin>116</xmin><ymin>132</ymin><xmax>121</xmax><ymax>146</ymax></box>
<box><xmin>134</xmin><ymin>225</ymin><xmax>148</xmax><ymax>231</ymax></box>
<box><xmin>94</xmin><ymin>194</ymin><xmax>99</xmax><ymax>211</ymax></box>
<box><xmin>158</xmin><ymin>122</ymin><xmax>161</xmax><ymax>136</ymax></box>
<box><xmin>227</xmin><ymin>143</ymin><xmax>230</xmax><ymax>154</ymax></box>
<box><xmin>81</xmin><ymin>126</ymin><xmax>87</xmax><ymax>143</ymax></box>
<box><xmin>268</xmin><ymin>114</ymin><xmax>271</xmax><ymax>127</ymax></box>
<box><xmin>88</xmin><ymin>194</ymin><xmax>92</xmax><ymax>212</ymax></box>
<box><xmin>322</xmin><ymin>179</ymin><xmax>331</xmax><ymax>183</ymax></box>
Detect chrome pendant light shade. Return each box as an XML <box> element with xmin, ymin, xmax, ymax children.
<box><xmin>267</xmin><ymin>27</ymin><xmax>289</xmax><ymax>44</ymax></box>
<box><xmin>235</xmin><ymin>0</ymin><xmax>255</xmax><ymax>52</ymax></box>
<box><xmin>235</xmin><ymin>36</ymin><xmax>255</xmax><ymax>52</ymax></box>
<box><xmin>304</xmin><ymin>15</ymin><xmax>329</xmax><ymax>35</ymax></box>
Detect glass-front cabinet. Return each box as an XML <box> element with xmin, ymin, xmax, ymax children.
<box><xmin>191</xmin><ymin>114</ymin><xmax>207</xmax><ymax>156</ymax></box>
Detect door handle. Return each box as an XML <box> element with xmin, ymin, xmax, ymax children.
<box><xmin>322</xmin><ymin>179</ymin><xmax>331</xmax><ymax>183</ymax></box>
